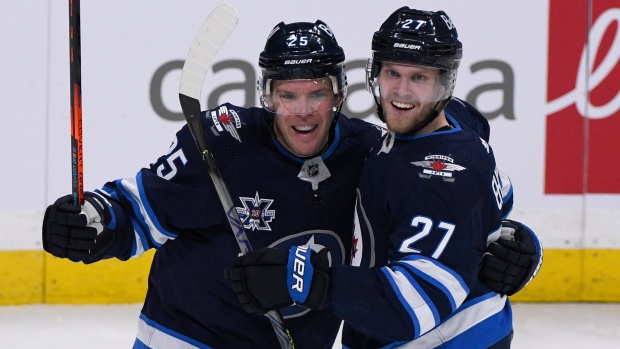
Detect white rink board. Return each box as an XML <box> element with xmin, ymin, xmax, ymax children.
<box><xmin>1</xmin><ymin>0</ymin><xmax>619</xmax><ymax>250</ymax></box>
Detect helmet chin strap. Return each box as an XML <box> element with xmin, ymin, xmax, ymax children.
<box><xmin>304</xmin><ymin>105</ymin><xmax>343</xmax><ymax>159</ymax></box>
<box><xmin>322</xmin><ymin>103</ymin><xmax>343</xmax><ymax>154</ymax></box>
<box><xmin>367</xmin><ymin>72</ymin><xmax>386</xmax><ymax>123</ymax></box>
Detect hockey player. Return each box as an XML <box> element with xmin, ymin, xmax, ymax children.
<box><xmin>43</xmin><ymin>18</ymin><xmax>539</xmax><ymax>349</ymax></box>
<box><xmin>227</xmin><ymin>8</ymin><xmax>541</xmax><ymax>348</ymax></box>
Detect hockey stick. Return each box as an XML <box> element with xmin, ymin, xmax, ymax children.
<box><xmin>178</xmin><ymin>5</ymin><xmax>295</xmax><ymax>349</ymax></box>
<box><xmin>69</xmin><ymin>0</ymin><xmax>84</xmax><ymax>207</ymax></box>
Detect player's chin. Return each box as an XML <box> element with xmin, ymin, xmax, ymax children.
<box><xmin>385</xmin><ymin>116</ymin><xmax>415</xmax><ymax>134</ymax></box>
<box><xmin>291</xmin><ymin>143</ymin><xmax>322</xmax><ymax>158</ymax></box>
<box><xmin>286</xmin><ymin>134</ymin><xmax>325</xmax><ymax>157</ymax></box>
<box><xmin>290</xmin><ymin>129</ymin><xmax>329</xmax><ymax>156</ymax></box>
<box><xmin>384</xmin><ymin>110</ymin><xmax>411</xmax><ymax>126</ymax></box>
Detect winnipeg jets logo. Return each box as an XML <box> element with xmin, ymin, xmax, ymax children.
<box><xmin>236</xmin><ymin>192</ymin><xmax>275</xmax><ymax>231</ymax></box>
<box><xmin>412</xmin><ymin>154</ymin><xmax>466</xmax><ymax>182</ymax></box>
<box><xmin>210</xmin><ymin>106</ymin><xmax>242</xmax><ymax>142</ymax></box>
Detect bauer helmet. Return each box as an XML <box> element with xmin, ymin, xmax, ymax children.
<box><xmin>366</xmin><ymin>7</ymin><xmax>462</xmax><ymax>123</ymax></box>
<box><xmin>258</xmin><ymin>20</ymin><xmax>347</xmax><ymax>116</ymax></box>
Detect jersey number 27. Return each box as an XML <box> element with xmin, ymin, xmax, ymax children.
<box><xmin>398</xmin><ymin>216</ymin><xmax>456</xmax><ymax>259</ymax></box>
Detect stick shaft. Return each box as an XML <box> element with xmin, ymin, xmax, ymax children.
<box><xmin>69</xmin><ymin>0</ymin><xmax>84</xmax><ymax>206</ymax></box>
<box><xmin>178</xmin><ymin>6</ymin><xmax>295</xmax><ymax>348</ymax></box>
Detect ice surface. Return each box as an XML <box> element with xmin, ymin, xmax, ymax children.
<box><xmin>0</xmin><ymin>303</ymin><xmax>619</xmax><ymax>348</ymax></box>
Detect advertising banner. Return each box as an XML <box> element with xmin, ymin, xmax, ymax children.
<box><xmin>546</xmin><ymin>0</ymin><xmax>620</xmax><ymax>194</ymax></box>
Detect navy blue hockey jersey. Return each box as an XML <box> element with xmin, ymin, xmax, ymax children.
<box><xmin>91</xmin><ymin>103</ymin><xmax>384</xmax><ymax>349</ymax></box>
<box><xmin>327</xmin><ymin>103</ymin><xmax>514</xmax><ymax>348</ymax></box>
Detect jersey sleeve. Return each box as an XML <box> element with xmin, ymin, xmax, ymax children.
<box><xmin>88</xmin><ymin>118</ymin><xmax>227</xmax><ymax>261</ymax></box>
<box><xmin>446</xmin><ymin>98</ymin><xmax>514</xmax><ymax>220</ymax></box>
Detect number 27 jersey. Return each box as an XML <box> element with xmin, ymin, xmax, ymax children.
<box><xmin>338</xmin><ymin>110</ymin><xmax>513</xmax><ymax>348</ymax></box>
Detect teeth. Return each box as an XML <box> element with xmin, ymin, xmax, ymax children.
<box><xmin>294</xmin><ymin>125</ymin><xmax>316</xmax><ymax>132</ymax></box>
<box><xmin>392</xmin><ymin>101</ymin><xmax>414</xmax><ymax>109</ymax></box>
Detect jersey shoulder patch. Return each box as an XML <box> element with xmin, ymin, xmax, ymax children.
<box><xmin>206</xmin><ymin>104</ymin><xmax>244</xmax><ymax>142</ymax></box>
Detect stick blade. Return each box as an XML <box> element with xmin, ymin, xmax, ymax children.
<box><xmin>179</xmin><ymin>4</ymin><xmax>238</xmax><ymax>100</ymax></box>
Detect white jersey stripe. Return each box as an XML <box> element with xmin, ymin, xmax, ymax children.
<box><xmin>131</xmin><ymin>229</ymin><xmax>147</xmax><ymax>259</ymax></box>
<box><xmin>136</xmin><ymin>314</ymin><xmax>213</xmax><ymax>349</ymax></box>
<box><xmin>399</xmin><ymin>256</ymin><xmax>468</xmax><ymax>311</ymax></box>
<box><xmin>383</xmin><ymin>267</ymin><xmax>439</xmax><ymax>337</ymax></box>
<box><xmin>397</xmin><ymin>293</ymin><xmax>508</xmax><ymax>348</ymax></box>
<box><xmin>114</xmin><ymin>180</ymin><xmax>152</xmax><ymax>256</ymax></box>
<box><xmin>120</xmin><ymin>175</ymin><xmax>176</xmax><ymax>247</ymax></box>
<box><xmin>498</xmin><ymin>169</ymin><xmax>512</xmax><ymax>203</ymax></box>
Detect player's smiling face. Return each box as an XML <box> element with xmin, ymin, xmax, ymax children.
<box><xmin>271</xmin><ymin>78</ymin><xmax>339</xmax><ymax>157</ymax></box>
<box><xmin>378</xmin><ymin>63</ymin><xmax>446</xmax><ymax>135</ymax></box>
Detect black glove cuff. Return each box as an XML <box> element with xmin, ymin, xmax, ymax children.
<box><xmin>304</xmin><ymin>269</ymin><xmax>329</xmax><ymax>309</ymax></box>
<box><xmin>302</xmin><ymin>249</ymin><xmax>330</xmax><ymax>310</ymax></box>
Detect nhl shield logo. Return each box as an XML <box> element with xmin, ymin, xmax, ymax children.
<box><xmin>298</xmin><ymin>156</ymin><xmax>332</xmax><ymax>190</ymax></box>
<box><xmin>306</xmin><ymin>162</ymin><xmax>319</xmax><ymax>177</ymax></box>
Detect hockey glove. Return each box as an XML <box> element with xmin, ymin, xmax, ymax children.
<box><xmin>479</xmin><ymin>219</ymin><xmax>543</xmax><ymax>296</ymax></box>
<box><xmin>225</xmin><ymin>246</ymin><xmax>330</xmax><ymax>314</ymax></box>
<box><xmin>42</xmin><ymin>192</ymin><xmax>114</xmax><ymax>263</ymax></box>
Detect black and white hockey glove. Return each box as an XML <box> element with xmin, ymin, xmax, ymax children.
<box><xmin>479</xmin><ymin>219</ymin><xmax>543</xmax><ymax>296</ymax></box>
<box><xmin>225</xmin><ymin>246</ymin><xmax>330</xmax><ymax>314</ymax></box>
<box><xmin>42</xmin><ymin>192</ymin><xmax>114</xmax><ymax>263</ymax></box>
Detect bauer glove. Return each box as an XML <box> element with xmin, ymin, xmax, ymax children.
<box><xmin>225</xmin><ymin>246</ymin><xmax>330</xmax><ymax>314</ymax></box>
<box><xmin>479</xmin><ymin>219</ymin><xmax>543</xmax><ymax>296</ymax></box>
<box><xmin>42</xmin><ymin>192</ymin><xmax>114</xmax><ymax>263</ymax></box>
